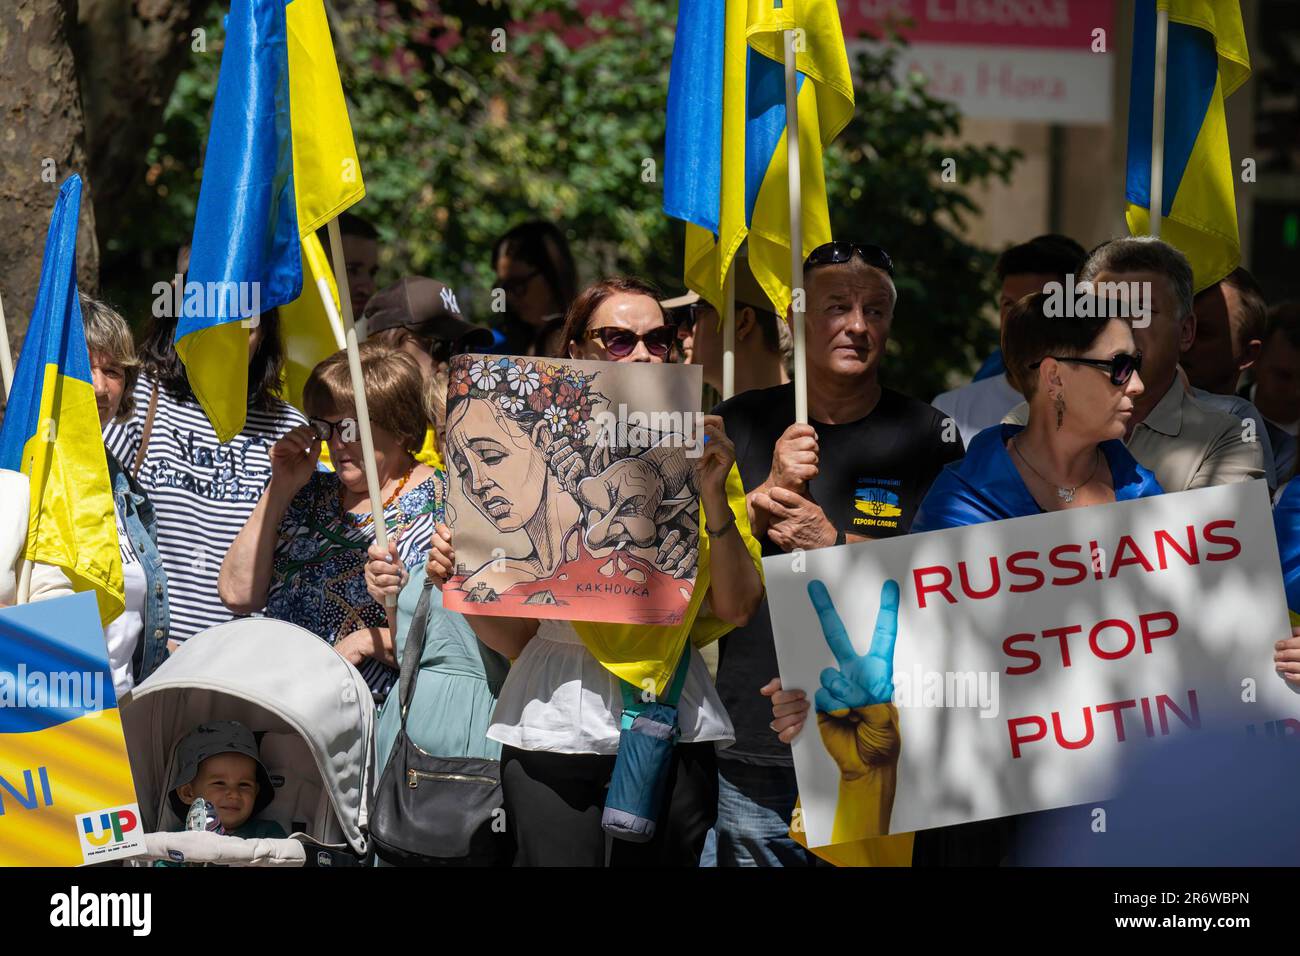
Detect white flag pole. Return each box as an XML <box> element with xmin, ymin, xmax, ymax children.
<box><xmin>722</xmin><ymin>261</ymin><xmax>736</xmax><ymax>400</ymax></box>
<box><xmin>0</xmin><ymin>291</ymin><xmax>13</xmax><ymax>398</ymax></box>
<box><xmin>1149</xmin><ymin>5</ymin><xmax>1169</xmax><ymax>239</ymax></box>
<box><xmin>323</xmin><ymin>217</ymin><xmax>395</xmax><ymax>607</ymax></box>
<box><xmin>784</xmin><ymin>28</ymin><xmax>807</xmax><ymax>425</ymax></box>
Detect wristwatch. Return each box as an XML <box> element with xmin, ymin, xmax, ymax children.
<box><xmin>833</xmin><ymin>528</ymin><xmax>846</xmax><ymax>546</ymax></box>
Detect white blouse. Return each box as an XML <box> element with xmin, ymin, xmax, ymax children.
<box><xmin>487</xmin><ymin>619</ymin><xmax>734</xmax><ymax>756</ymax></box>
<box><xmin>0</xmin><ymin>470</ymin><xmax>74</xmax><ymax>606</ymax></box>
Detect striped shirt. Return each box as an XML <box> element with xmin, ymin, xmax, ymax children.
<box><xmin>104</xmin><ymin>375</ymin><xmax>307</xmax><ymax>642</ymax></box>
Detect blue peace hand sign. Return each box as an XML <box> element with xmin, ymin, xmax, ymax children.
<box><xmin>810</xmin><ymin>578</ymin><xmax>900</xmax><ymax>714</ymax></box>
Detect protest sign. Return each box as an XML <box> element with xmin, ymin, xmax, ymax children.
<box><xmin>442</xmin><ymin>354</ymin><xmax>704</xmax><ymax>625</ymax></box>
<box><xmin>766</xmin><ymin>481</ymin><xmax>1298</xmax><ymax>849</ymax></box>
<box><xmin>0</xmin><ymin>592</ymin><xmax>144</xmax><ymax>865</ymax></box>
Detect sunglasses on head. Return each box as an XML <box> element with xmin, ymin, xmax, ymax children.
<box><xmin>803</xmin><ymin>241</ymin><xmax>895</xmax><ymax>277</ymax></box>
<box><xmin>1029</xmin><ymin>351</ymin><xmax>1143</xmax><ymax>386</ymax></box>
<box><xmin>582</xmin><ymin>325</ymin><xmax>676</xmax><ymax>358</ymax></box>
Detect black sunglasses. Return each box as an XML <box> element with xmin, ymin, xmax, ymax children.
<box><xmin>309</xmin><ymin>416</ymin><xmax>355</xmax><ymax>442</ymax></box>
<box><xmin>667</xmin><ymin>302</ymin><xmax>708</xmax><ymax>331</ymax></box>
<box><xmin>582</xmin><ymin>325</ymin><xmax>676</xmax><ymax>358</ymax></box>
<box><xmin>1029</xmin><ymin>351</ymin><xmax>1143</xmax><ymax>386</ymax></box>
<box><xmin>804</xmin><ymin>241</ymin><xmax>895</xmax><ymax>277</ymax></box>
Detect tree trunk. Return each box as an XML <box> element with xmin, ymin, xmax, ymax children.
<box><xmin>0</xmin><ymin>0</ymin><xmax>98</xmax><ymax>353</ymax></box>
<box><xmin>74</xmin><ymin>0</ymin><xmax>204</xmax><ymax>253</ymax></box>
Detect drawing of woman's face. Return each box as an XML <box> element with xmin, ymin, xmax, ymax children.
<box><xmin>449</xmin><ymin>397</ymin><xmax>548</xmax><ymax>532</ymax></box>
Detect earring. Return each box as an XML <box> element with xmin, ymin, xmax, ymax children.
<box><xmin>1054</xmin><ymin>392</ymin><xmax>1066</xmax><ymax>430</ymax></box>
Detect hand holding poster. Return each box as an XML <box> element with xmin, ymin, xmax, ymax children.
<box><xmin>0</xmin><ymin>592</ymin><xmax>143</xmax><ymax>865</ymax></box>
<box><xmin>442</xmin><ymin>354</ymin><xmax>705</xmax><ymax>625</ymax></box>
<box><xmin>766</xmin><ymin>482</ymin><xmax>1298</xmax><ymax>850</ymax></box>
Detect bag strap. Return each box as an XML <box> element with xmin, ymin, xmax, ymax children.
<box><xmin>618</xmin><ymin>647</ymin><xmax>692</xmax><ymax>728</ymax></box>
<box><xmin>131</xmin><ymin>385</ymin><xmax>160</xmax><ymax>479</ymax></box>
<box><xmin>396</xmin><ymin>576</ymin><xmax>437</xmax><ymax>728</ymax></box>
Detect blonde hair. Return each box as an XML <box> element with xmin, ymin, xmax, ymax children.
<box><xmin>80</xmin><ymin>294</ymin><xmax>139</xmax><ymax>422</ymax></box>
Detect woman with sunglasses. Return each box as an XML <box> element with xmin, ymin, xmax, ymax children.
<box><xmin>219</xmin><ymin>344</ymin><xmax>443</xmax><ymax>704</ymax></box>
<box><xmin>767</xmin><ymin>291</ymin><xmax>1163</xmax><ymax>866</ymax></box>
<box><xmin>368</xmin><ymin>276</ymin><xmax>764</xmax><ymax>865</ymax></box>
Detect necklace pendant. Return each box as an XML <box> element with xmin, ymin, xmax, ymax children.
<box><xmin>1057</xmin><ymin>486</ymin><xmax>1076</xmax><ymax>503</ymax></box>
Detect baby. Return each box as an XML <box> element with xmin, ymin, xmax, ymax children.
<box><xmin>168</xmin><ymin>720</ymin><xmax>286</xmax><ymax>839</ymax></box>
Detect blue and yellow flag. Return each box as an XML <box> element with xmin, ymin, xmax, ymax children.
<box><xmin>665</xmin><ymin>0</ymin><xmax>854</xmax><ymax>316</ymax></box>
<box><xmin>0</xmin><ymin>594</ymin><xmax>143</xmax><ymax>865</ymax></box>
<box><xmin>279</xmin><ymin>0</ymin><xmax>366</xmax><ymax>412</ymax></box>
<box><xmin>0</xmin><ymin>175</ymin><xmax>123</xmax><ymax>626</ymax></box>
<box><xmin>1272</xmin><ymin>479</ymin><xmax>1300</xmax><ymax>625</ymax></box>
<box><xmin>180</xmin><ymin>0</ymin><xmax>365</xmax><ymax>440</ymax></box>
<box><xmin>1125</xmin><ymin>0</ymin><xmax>1250</xmax><ymax>293</ymax></box>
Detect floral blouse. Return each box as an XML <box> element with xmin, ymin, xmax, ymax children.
<box><xmin>265</xmin><ymin>469</ymin><xmax>445</xmax><ymax>701</ymax></box>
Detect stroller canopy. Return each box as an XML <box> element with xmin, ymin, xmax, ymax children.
<box><xmin>123</xmin><ymin>618</ymin><xmax>375</xmax><ymax>855</ymax></box>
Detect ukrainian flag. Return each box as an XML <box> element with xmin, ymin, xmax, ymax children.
<box><xmin>180</xmin><ymin>0</ymin><xmax>364</xmax><ymax>440</ymax></box>
<box><xmin>0</xmin><ymin>594</ymin><xmax>141</xmax><ymax>866</ymax></box>
<box><xmin>1125</xmin><ymin>0</ymin><xmax>1250</xmax><ymax>293</ymax></box>
<box><xmin>0</xmin><ymin>175</ymin><xmax>123</xmax><ymax>626</ymax></box>
<box><xmin>1273</xmin><ymin>479</ymin><xmax>1300</xmax><ymax>625</ymax></box>
<box><xmin>665</xmin><ymin>0</ymin><xmax>853</xmax><ymax>316</ymax></box>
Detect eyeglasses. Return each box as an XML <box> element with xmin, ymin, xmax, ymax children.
<box><xmin>309</xmin><ymin>416</ymin><xmax>354</xmax><ymax>442</ymax></box>
<box><xmin>582</xmin><ymin>325</ymin><xmax>676</xmax><ymax>358</ymax></box>
<box><xmin>804</xmin><ymin>241</ymin><xmax>895</xmax><ymax>277</ymax></box>
<box><xmin>1029</xmin><ymin>351</ymin><xmax>1143</xmax><ymax>386</ymax></box>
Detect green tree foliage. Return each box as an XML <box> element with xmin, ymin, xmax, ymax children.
<box><xmin>105</xmin><ymin>1</ymin><xmax>1019</xmax><ymax>398</ymax></box>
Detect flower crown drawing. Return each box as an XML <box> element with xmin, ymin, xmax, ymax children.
<box><xmin>448</xmin><ymin>355</ymin><xmax>603</xmax><ymax>444</ymax></box>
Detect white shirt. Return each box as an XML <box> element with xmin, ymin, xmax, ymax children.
<box><xmin>0</xmin><ymin>470</ymin><xmax>74</xmax><ymax>606</ymax></box>
<box><xmin>103</xmin><ymin>502</ymin><xmax>146</xmax><ymax>700</ymax></box>
<box><xmin>487</xmin><ymin>619</ymin><xmax>735</xmax><ymax>755</ymax></box>
<box><xmin>931</xmin><ymin>373</ymin><xmax>1022</xmax><ymax>450</ymax></box>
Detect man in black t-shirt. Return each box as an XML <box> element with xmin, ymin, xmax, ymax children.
<box><xmin>708</xmin><ymin>242</ymin><xmax>962</xmax><ymax>867</ymax></box>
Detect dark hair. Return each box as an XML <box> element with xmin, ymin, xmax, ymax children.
<box><xmin>492</xmin><ymin>221</ymin><xmax>578</xmax><ymax>316</ymax></box>
<box><xmin>338</xmin><ymin>211</ymin><xmax>378</xmax><ymax>242</ymax></box>
<box><xmin>995</xmin><ymin>234</ymin><xmax>1087</xmax><ymax>283</ymax></box>
<box><xmin>139</xmin><ymin>307</ymin><xmax>286</xmax><ymax>410</ymax></box>
<box><xmin>558</xmin><ymin>276</ymin><xmax>665</xmax><ymax>355</ymax></box>
<box><xmin>1207</xmin><ymin>267</ymin><xmax>1268</xmax><ymax>347</ymax></box>
<box><xmin>1265</xmin><ymin>302</ymin><xmax>1300</xmax><ymax>351</ymax></box>
<box><xmin>1002</xmin><ymin>292</ymin><xmax>1117</xmax><ymax>398</ymax></box>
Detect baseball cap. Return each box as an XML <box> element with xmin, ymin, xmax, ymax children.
<box><xmin>167</xmin><ymin>720</ymin><xmax>276</xmax><ymax>819</ymax></box>
<box><xmin>660</xmin><ymin>254</ymin><xmax>775</xmax><ymax>317</ymax></box>
<box><xmin>363</xmin><ymin>277</ymin><xmax>496</xmax><ymax>351</ymax></box>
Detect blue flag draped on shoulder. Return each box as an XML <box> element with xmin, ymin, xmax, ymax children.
<box><xmin>1125</xmin><ymin>0</ymin><xmax>1250</xmax><ymax>293</ymax></box>
<box><xmin>0</xmin><ymin>175</ymin><xmax>124</xmax><ymax>626</ymax></box>
<box><xmin>178</xmin><ymin>0</ymin><xmax>302</xmax><ymax>442</ymax></box>
<box><xmin>664</xmin><ymin>0</ymin><xmax>853</xmax><ymax>316</ymax></box>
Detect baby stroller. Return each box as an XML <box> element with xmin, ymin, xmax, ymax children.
<box><xmin>122</xmin><ymin>617</ymin><xmax>375</xmax><ymax>866</ymax></box>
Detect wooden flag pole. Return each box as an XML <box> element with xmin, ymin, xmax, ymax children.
<box><xmin>322</xmin><ymin>217</ymin><xmax>395</xmax><ymax>607</ymax></box>
<box><xmin>1149</xmin><ymin>5</ymin><xmax>1169</xmax><ymax>238</ymax></box>
<box><xmin>0</xmin><ymin>291</ymin><xmax>13</xmax><ymax>398</ymax></box>
<box><xmin>722</xmin><ymin>261</ymin><xmax>736</xmax><ymax>400</ymax></box>
<box><xmin>784</xmin><ymin>28</ymin><xmax>807</xmax><ymax>425</ymax></box>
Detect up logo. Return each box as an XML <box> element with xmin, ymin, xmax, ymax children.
<box><xmin>76</xmin><ymin>804</ymin><xmax>145</xmax><ymax>861</ymax></box>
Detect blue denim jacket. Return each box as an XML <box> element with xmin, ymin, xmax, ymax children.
<box><xmin>105</xmin><ymin>451</ymin><xmax>170</xmax><ymax>684</ymax></box>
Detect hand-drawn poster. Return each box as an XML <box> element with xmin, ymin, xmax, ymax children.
<box><xmin>442</xmin><ymin>354</ymin><xmax>704</xmax><ymax>624</ymax></box>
